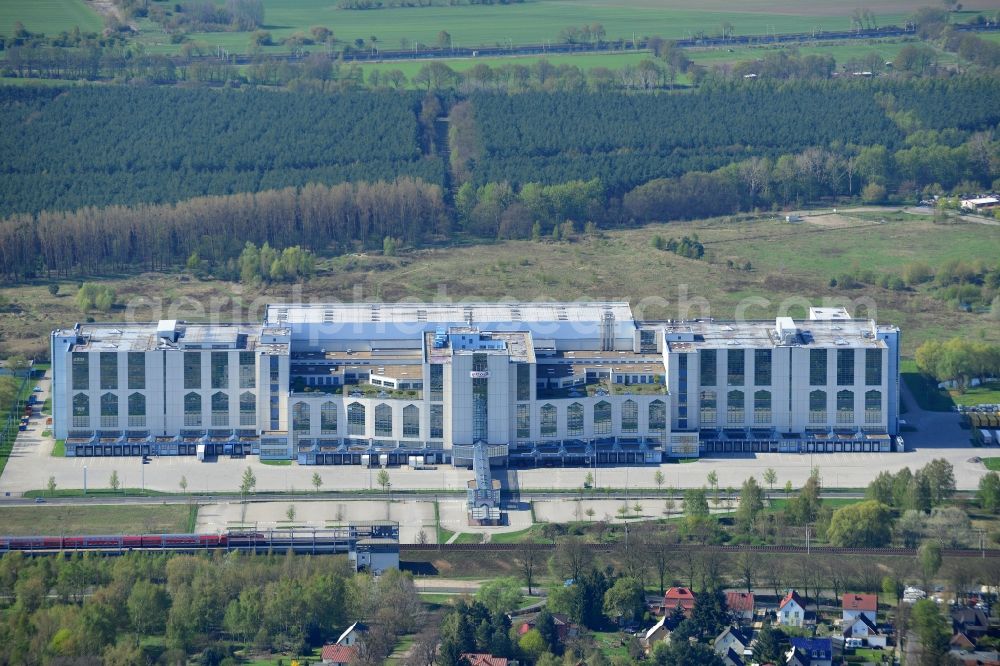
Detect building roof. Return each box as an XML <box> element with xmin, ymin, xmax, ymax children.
<box><xmin>321</xmin><ymin>644</ymin><xmax>357</xmax><ymax>663</ymax></box>
<box><xmin>727</xmin><ymin>592</ymin><xmax>755</xmax><ymax>613</ymax></box>
<box><xmin>714</xmin><ymin>626</ymin><xmax>750</xmax><ymax>652</ymax></box>
<box><xmin>843</xmin><ymin>613</ymin><xmax>879</xmax><ymax>637</ymax></box>
<box><xmin>789</xmin><ymin>637</ymin><xmax>832</xmax><ymax>660</ymax></box>
<box><xmin>663</xmin><ymin>316</ymin><xmax>892</xmax><ymax>352</ymax></box>
<box><xmin>664</xmin><ymin>587</ymin><xmax>696</xmax><ymax>610</ymax></box>
<box><xmin>268</xmin><ymin>302</ymin><xmax>635</xmax><ymax>326</ymax></box>
<box><xmin>644</xmin><ymin>615</ymin><xmax>669</xmax><ymax>642</ymax></box>
<box><xmin>58</xmin><ymin>322</ymin><xmax>262</xmax><ymax>353</ymax></box>
<box><xmin>462</xmin><ymin>654</ymin><xmax>509</xmax><ymax>666</ymax></box>
<box><xmin>843</xmin><ymin>593</ymin><xmax>878</xmax><ymax>612</ymax></box>
<box><xmin>779</xmin><ymin>591</ymin><xmax>805</xmax><ymax>610</ymax></box>
<box><xmin>723</xmin><ymin>647</ymin><xmax>745</xmax><ymax>666</ymax></box>
<box><xmin>953</xmin><ymin>607</ymin><xmax>990</xmax><ymax>633</ymax></box>
<box><xmin>336</xmin><ymin>621</ymin><xmax>369</xmax><ymax>645</ymax></box>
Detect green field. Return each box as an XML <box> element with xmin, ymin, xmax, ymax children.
<box><xmin>951</xmin><ymin>382</ymin><xmax>1000</xmax><ymax>408</ymax></box>
<box><xmin>120</xmin><ymin>0</ymin><xmax>995</xmax><ymax>55</ymax></box>
<box><xmin>983</xmin><ymin>458</ymin><xmax>1000</xmax><ymax>471</ymax></box>
<box><xmin>0</xmin><ymin>504</ymin><xmax>193</xmax><ymax>536</ymax></box>
<box><xmin>0</xmin><ymin>0</ymin><xmax>102</xmax><ymax>36</ymax></box>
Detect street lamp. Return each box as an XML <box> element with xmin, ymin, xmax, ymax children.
<box><xmin>83</xmin><ymin>465</ymin><xmax>87</xmax><ymax>495</ymax></box>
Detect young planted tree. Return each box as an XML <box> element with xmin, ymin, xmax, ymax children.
<box><xmin>377</xmin><ymin>469</ymin><xmax>391</xmax><ymax>493</ymax></box>
<box><xmin>312</xmin><ymin>471</ymin><xmax>323</xmax><ymax>493</ymax></box>
<box><xmin>109</xmin><ymin>470</ymin><xmax>120</xmax><ymax>493</ymax></box>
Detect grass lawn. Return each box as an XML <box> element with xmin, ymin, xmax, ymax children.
<box><xmin>950</xmin><ymin>382</ymin><xmax>1000</xmax><ymax>407</ymax></box>
<box><xmin>0</xmin><ymin>0</ymin><xmax>102</xmax><ymax>36</ymax></box>
<box><xmin>982</xmin><ymin>458</ymin><xmax>1000</xmax><ymax>471</ymax></box>
<box><xmin>454</xmin><ymin>532</ymin><xmax>484</xmax><ymax>544</ymax></box>
<box><xmin>419</xmin><ymin>592</ymin><xmax>460</xmax><ymax>604</ymax></box>
<box><xmin>768</xmin><ymin>497</ymin><xmax>862</xmax><ymax>511</ymax></box>
<box><xmin>0</xmin><ymin>504</ymin><xmax>192</xmax><ymax>535</ymax></box>
<box><xmin>50</xmin><ymin>438</ymin><xmax>65</xmax><ymax>456</ymax></box>
<box><xmin>590</xmin><ymin>629</ymin><xmax>631</xmax><ymax>660</ymax></box>
<box><xmin>260</xmin><ymin>459</ymin><xmax>292</xmax><ymax>466</ymax></box>
<box><xmin>490</xmin><ymin>525</ymin><xmax>553</xmax><ymax>544</ymax></box>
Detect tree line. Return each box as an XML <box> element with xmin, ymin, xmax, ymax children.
<box><xmin>0</xmin><ymin>86</ymin><xmax>441</xmax><ymax>217</ymax></box>
<box><xmin>0</xmin><ymin>179</ymin><xmax>447</xmax><ymax>280</ymax></box>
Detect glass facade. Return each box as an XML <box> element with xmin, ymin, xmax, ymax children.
<box><xmin>184</xmin><ymin>392</ymin><xmax>202</xmax><ymax>427</ymax></box>
<box><xmin>754</xmin><ymin>349</ymin><xmax>772</xmax><ymax>386</ymax></box>
<box><xmin>429</xmin><ymin>364</ymin><xmax>443</xmax><ymax>401</ymax></box>
<box><xmin>809</xmin><ymin>349</ymin><xmax>827</xmax><ymax>386</ymax></box>
<box><xmin>320</xmin><ymin>401</ymin><xmax>337</xmax><ymax>434</ymax></box>
<box><xmin>567</xmin><ymin>402</ymin><xmax>583</xmax><ymax>437</ymax></box>
<box><xmin>375</xmin><ymin>404</ymin><xmax>392</xmax><ymax>437</ymax></box>
<box><xmin>809</xmin><ymin>390</ymin><xmax>826</xmax><ymax>424</ymax></box>
<box><xmin>727</xmin><ymin>390</ymin><xmax>744</xmax><ymax>424</ymax></box>
<box><xmin>127</xmin><ymin>353</ymin><xmax>145</xmax><ymax>390</ymax></box>
<box><xmin>211</xmin><ymin>392</ymin><xmax>229</xmax><ymax>427</ymax></box>
<box><xmin>541</xmin><ymin>404</ymin><xmax>557</xmax><ymax>437</ymax></box>
<box><xmin>621</xmin><ymin>400</ymin><xmax>638</xmax><ymax>433</ymax></box>
<box><xmin>865</xmin><ymin>349</ymin><xmax>882</xmax><ymax>385</ymax></box>
<box><xmin>699</xmin><ymin>391</ymin><xmax>717</xmax><ymax>424</ymax></box>
<box><xmin>430</xmin><ymin>404</ymin><xmax>443</xmax><ymax>439</ymax></box>
<box><xmin>516</xmin><ymin>404</ymin><xmax>530</xmax><ymax>439</ymax></box>
<box><xmin>403</xmin><ymin>404</ymin><xmax>419</xmax><ymax>438</ymax></box>
<box><xmin>516</xmin><ymin>363</ymin><xmax>531</xmax><ymax>401</ymax></box>
<box><xmin>293</xmin><ymin>402</ymin><xmax>310</xmax><ymax>432</ymax></box>
<box><xmin>99</xmin><ymin>352</ymin><xmax>117</xmax><ymax>390</ymax></box>
<box><xmin>127</xmin><ymin>392</ymin><xmax>145</xmax><ymax>428</ymax></box>
<box><xmin>753</xmin><ymin>390</ymin><xmax>771</xmax><ymax>424</ymax></box>
<box><xmin>348</xmin><ymin>402</ymin><xmax>365</xmax><ymax>436</ymax></box>
<box><xmin>211</xmin><ymin>352</ymin><xmax>229</xmax><ymax>389</ymax></box>
<box><xmin>836</xmin><ymin>389</ymin><xmax>854</xmax><ymax>424</ymax></box>
<box><xmin>865</xmin><ymin>390</ymin><xmax>882</xmax><ymax>424</ymax></box>
<box><xmin>727</xmin><ymin>349</ymin><xmax>745</xmax><ymax>386</ymax></box>
<box><xmin>100</xmin><ymin>392</ymin><xmax>118</xmax><ymax>428</ymax></box>
<box><xmin>239</xmin><ymin>352</ymin><xmax>255</xmax><ymax>389</ymax></box>
<box><xmin>594</xmin><ymin>401</ymin><xmax>611</xmax><ymax>435</ymax></box>
<box><xmin>699</xmin><ymin>350</ymin><xmax>716</xmax><ymax>386</ymax></box>
<box><xmin>72</xmin><ymin>353</ymin><xmax>89</xmax><ymax>390</ymax></box>
<box><xmin>72</xmin><ymin>393</ymin><xmax>89</xmax><ymax>428</ymax></box>
<box><xmin>837</xmin><ymin>349</ymin><xmax>855</xmax><ymax>386</ymax></box>
<box><xmin>240</xmin><ymin>391</ymin><xmax>255</xmax><ymax>426</ymax></box>
<box><xmin>649</xmin><ymin>400</ymin><xmax>666</xmax><ymax>431</ymax></box>
<box><xmin>184</xmin><ymin>352</ymin><xmax>201</xmax><ymax>390</ymax></box>
<box><xmin>472</xmin><ymin>353</ymin><xmax>488</xmax><ymax>443</ymax></box>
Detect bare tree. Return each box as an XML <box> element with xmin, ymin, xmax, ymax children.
<box><xmin>645</xmin><ymin>531</ymin><xmax>675</xmax><ymax>595</ymax></box>
<box><xmin>405</xmin><ymin>619</ymin><xmax>442</xmax><ymax>666</ymax></box>
<box><xmin>735</xmin><ymin>550</ymin><xmax>762</xmax><ymax>593</ymax></box>
<box><xmin>552</xmin><ymin>535</ymin><xmax>594</xmax><ymax>582</ymax></box>
<box><xmin>515</xmin><ymin>542</ymin><xmax>540</xmax><ymax>595</ymax></box>
<box><xmin>765</xmin><ymin>556</ymin><xmax>787</xmax><ymax>596</ymax></box>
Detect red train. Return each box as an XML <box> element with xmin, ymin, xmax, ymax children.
<box><xmin>0</xmin><ymin>533</ymin><xmax>266</xmax><ymax>552</ymax></box>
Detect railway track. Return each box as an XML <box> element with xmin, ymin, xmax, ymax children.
<box><xmin>403</xmin><ymin>542</ymin><xmax>999</xmax><ymax>558</ymax></box>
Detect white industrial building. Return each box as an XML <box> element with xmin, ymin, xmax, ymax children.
<box><xmin>50</xmin><ymin>302</ymin><xmax>901</xmax><ymax>466</ymax></box>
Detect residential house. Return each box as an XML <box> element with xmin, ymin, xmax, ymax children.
<box><xmin>321</xmin><ymin>644</ymin><xmax>357</xmax><ymax>666</ymax></box>
<box><xmin>516</xmin><ymin>613</ymin><xmax>577</xmax><ymax>644</ymax></box>
<box><xmin>778</xmin><ymin>591</ymin><xmax>807</xmax><ymax>628</ymax></box>
<box><xmin>662</xmin><ymin>587</ymin><xmax>696</xmax><ymax>617</ymax></box>
<box><xmin>788</xmin><ymin>638</ymin><xmax>832</xmax><ymax>666</ymax></box>
<box><xmin>842</xmin><ymin>594</ymin><xmax>877</xmax><ymax>625</ymax></box>
<box><xmin>953</xmin><ymin>607</ymin><xmax>991</xmax><ymax>639</ymax></box>
<box><xmin>843</xmin><ymin>613</ymin><xmax>886</xmax><ymax>648</ymax></box>
<box><xmin>714</xmin><ymin>626</ymin><xmax>751</xmax><ymax>660</ymax></box>
<box><xmin>949</xmin><ymin>649</ymin><xmax>1000</xmax><ymax>666</ymax></box>
<box><xmin>642</xmin><ymin>615</ymin><xmax>672</xmax><ymax>650</ymax></box>
<box><xmin>721</xmin><ymin>647</ymin><xmax>745</xmax><ymax>666</ymax></box>
<box><xmin>462</xmin><ymin>654</ymin><xmax>509</xmax><ymax>666</ymax></box>
<box><xmin>952</xmin><ymin>632</ymin><xmax>978</xmax><ymax>651</ymax></box>
<box><xmin>727</xmin><ymin>592</ymin><xmax>755</xmax><ymax>623</ymax></box>
<box><xmin>336</xmin><ymin>621</ymin><xmax>370</xmax><ymax>647</ymax></box>
<box><xmin>785</xmin><ymin>646</ymin><xmax>811</xmax><ymax>666</ymax></box>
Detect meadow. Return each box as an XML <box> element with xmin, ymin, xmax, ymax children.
<box><xmin>0</xmin><ymin>0</ymin><xmax>101</xmax><ymax>37</ymax></box>
<box><xmin>121</xmin><ymin>0</ymin><xmax>996</xmax><ymax>54</ymax></box>
<box><xmin>0</xmin><ymin>504</ymin><xmax>193</xmax><ymax>536</ymax></box>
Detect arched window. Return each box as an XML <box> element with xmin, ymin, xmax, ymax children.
<box><xmin>100</xmin><ymin>392</ymin><xmax>118</xmax><ymax>428</ymax></box>
<box><xmin>649</xmin><ymin>399</ymin><xmax>666</xmax><ymax>431</ymax></box>
<box><xmin>753</xmin><ymin>390</ymin><xmax>771</xmax><ymax>425</ymax></box>
<box><xmin>375</xmin><ymin>403</ymin><xmax>392</xmax><ymax>437</ymax></box>
<box><xmin>567</xmin><ymin>402</ymin><xmax>583</xmax><ymax>437</ymax></box>
<box><xmin>320</xmin><ymin>401</ymin><xmax>337</xmax><ymax>434</ymax></box>
<box><xmin>865</xmin><ymin>390</ymin><xmax>882</xmax><ymax>424</ymax></box>
<box><xmin>211</xmin><ymin>391</ymin><xmax>229</xmax><ymax>427</ymax></box>
<box><xmin>727</xmin><ymin>390</ymin><xmax>744</xmax><ymax>425</ymax></box>
<box><xmin>809</xmin><ymin>390</ymin><xmax>826</xmax><ymax>424</ymax></box>
<box><xmin>621</xmin><ymin>399</ymin><xmax>638</xmax><ymax>433</ymax></box>
<box><xmin>72</xmin><ymin>393</ymin><xmax>90</xmax><ymax>428</ymax></box>
<box><xmin>127</xmin><ymin>392</ymin><xmax>145</xmax><ymax>428</ymax></box>
<box><xmin>293</xmin><ymin>402</ymin><xmax>310</xmax><ymax>432</ymax></box>
<box><xmin>403</xmin><ymin>404</ymin><xmax>419</xmax><ymax>438</ymax></box>
<box><xmin>836</xmin><ymin>390</ymin><xmax>854</xmax><ymax>424</ymax></box>
<box><xmin>184</xmin><ymin>392</ymin><xmax>202</xmax><ymax>427</ymax></box>
<box><xmin>540</xmin><ymin>404</ymin><xmax>557</xmax><ymax>437</ymax></box>
<box><xmin>594</xmin><ymin>401</ymin><xmax>612</xmax><ymax>435</ymax></box>
<box><xmin>348</xmin><ymin>402</ymin><xmax>365</xmax><ymax>436</ymax></box>
<box><xmin>699</xmin><ymin>391</ymin><xmax>716</xmax><ymax>425</ymax></box>
<box><xmin>240</xmin><ymin>391</ymin><xmax>255</xmax><ymax>426</ymax></box>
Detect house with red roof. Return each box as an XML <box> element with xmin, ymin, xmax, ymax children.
<box><xmin>726</xmin><ymin>592</ymin><xmax>755</xmax><ymax>623</ymax></box>
<box><xmin>778</xmin><ymin>591</ymin><xmax>807</xmax><ymax>628</ymax></box>
<box><xmin>462</xmin><ymin>654</ymin><xmax>509</xmax><ymax>666</ymax></box>
<box><xmin>321</xmin><ymin>644</ymin><xmax>357</xmax><ymax>666</ymax></box>
<box><xmin>663</xmin><ymin>587</ymin><xmax>696</xmax><ymax>616</ymax></box>
<box><xmin>842</xmin><ymin>593</ymin><xmax>877</xmax><ymax>628</ymax></box>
